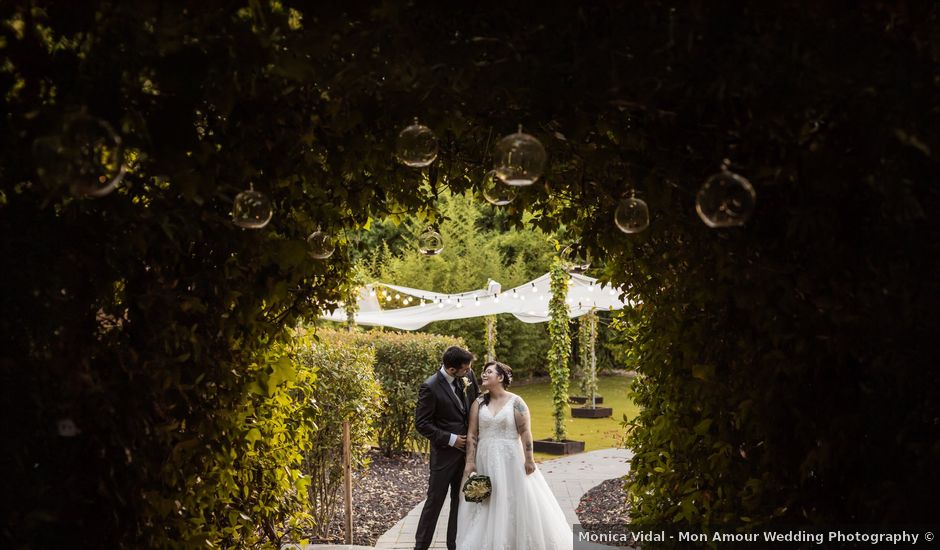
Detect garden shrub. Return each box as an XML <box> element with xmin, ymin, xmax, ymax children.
<box><xmin>320</xmin><ymin>329</ymin><xmax>467</xmax><ymax>456</ymax></box>
<box><xmin>154</xmin><ymin>330</ymin><xmax>320</xmax><ymax>549</ymax></box>
<box><xmin>295</xmin><ymin>332</ymin><xmax>383</xmax><ymax>539</ymax></box>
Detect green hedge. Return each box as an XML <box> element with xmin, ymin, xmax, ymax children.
<box><xmin>296</xmin><ymin>332</ymin><xmax>382</xmax><ymax>539</ymax></box>
<box><xmin>162</xmin><ymin>331</ymin><xmax>319</xmax><ymax>548</ymax></box>
<box><xmin>320</xmin><ymin>329</ymin><xmax>466</xmax><ymax>456</ymax></box>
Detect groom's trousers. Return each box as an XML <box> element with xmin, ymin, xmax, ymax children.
<box><xmin>414</xmin><ymin>457</ymin><xmax>463</xmax><ymax>550</ymax></box>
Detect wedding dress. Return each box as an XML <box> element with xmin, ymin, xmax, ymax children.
<box><xmin>456</xmin><ymin>395</ymin><xmax>573</xmax><ymax>550</ymax></box>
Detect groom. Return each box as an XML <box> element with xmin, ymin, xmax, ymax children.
<box><xmin>414</xmin><ymin>345</ymin><xmax>479</xmax><ymax>550</ymax></box>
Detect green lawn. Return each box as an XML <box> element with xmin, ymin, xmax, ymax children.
<box><xmin>513</xmin><ymin>374</ymin><xmax>641</xmax><ymax>462</ymax></box>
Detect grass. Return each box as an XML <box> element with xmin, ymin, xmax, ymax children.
<box><xmin>513</xmin><ymin>374</ymin><xmax>641</xmax><ymax>462</ymax></box>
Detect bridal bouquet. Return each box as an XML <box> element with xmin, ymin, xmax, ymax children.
<box><xmin>462</xmin><ymin>472</ymin><xmax>492</xmax><ymax>503</ymax></box>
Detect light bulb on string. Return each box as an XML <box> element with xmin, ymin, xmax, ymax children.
<box><xmin>34</xmin><ymin>112</ymin><xmax>127</xmax><ymax>198</ymax></box>
<box><xmin>531</xmin><ymin>283</ymin><xmax>537</xmax><ymax>293</ymax></box>
<box><xmin>307</xmin><ymin>226</ymin><xmax>336</xmax><ymax>259</ymax></box>
<box><xmin>396</xmin><ymin>118</ymin><xmax>438</xmax><ymax>167</ymax></box>
<box><xmin>614</xmin><ymin>191</ymin><xmax>650</xmax><ymax>234</ymax></box>
<box><xmin>475</xmin><ymin>297</ymin><xmax>481</xmax><ymax>306</ymax></box>
<box><xmin>456</xmin><ymin>300</ymin><xmax>463</xmax><ymax>309</ymax></box>
<box><xmin>418</xmin><ymin>227</ymin><xmax>444</xmax><ymax>256</ymax></box>
<box><xmin>695</xmin><ymin>166</ymin><xmax>756</xmax><ymax>228</ymax></box>
<box><xmin>481</xmin><ymin>169</ymin><xmax>517</xmax><ymax>205</ymax></box>
<box><xmin>494</xmin><ymin>125</ymin><xmax>546</xmax><ymax>186</ymax></box>
<box><xmin>232</xmin><ymin>183</ymin><xmax>273</xmax><ymax>229</ymax></box>
<box><xmin>494</xmin><ymin>294</ymin><xmax>500</xmax><ymax>304</ymax></box>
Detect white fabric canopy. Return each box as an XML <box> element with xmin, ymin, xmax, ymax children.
<box><xmin>320</xmin><ymin>273</ymin><xmax>633</xmax><ymax>331</ymax></box>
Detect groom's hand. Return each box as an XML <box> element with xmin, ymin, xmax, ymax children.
<box><xmin>454</xmin><ymin>435</ymin><xmax>467</xmax><ymax>450</ymax></box>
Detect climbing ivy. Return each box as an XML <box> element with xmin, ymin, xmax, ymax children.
<box><xmin>547</xmin><ymin>258</ymin><xmax>572</xmax><ymax>442</ymax></box>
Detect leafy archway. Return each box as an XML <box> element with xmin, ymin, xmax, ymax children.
<box><xmin>2</xmin><ymin>2</ymin><xmax>937</xmax><ymax>546</ymax></box>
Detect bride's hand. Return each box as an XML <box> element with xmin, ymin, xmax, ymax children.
<box><xmin>463</xmin><ymin>464</ymin><xmax>476</xmax><ymax>479</ymax></box>
<box><xmin>524</xmin><ymin>460</ymin><xmax>536</xmax><ymax>475</ymax></box>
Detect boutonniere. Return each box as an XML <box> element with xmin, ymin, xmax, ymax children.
<box><xmin>462</xmin><ymin>376</ymin><xmax>471</xmax><ymax>390</ymax></box>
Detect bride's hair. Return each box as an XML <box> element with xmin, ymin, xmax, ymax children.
<box><xmin>481</xmin><ymin>361</ymin><xmax>513</xmax><ymax>406</ymax></box>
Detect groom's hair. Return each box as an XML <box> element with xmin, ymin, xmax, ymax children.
<box><xmin>442</xmin><ymin>346</ymin><xmax>475</xmax><ymax>371</ymax></box>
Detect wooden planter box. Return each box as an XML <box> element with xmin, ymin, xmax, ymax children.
<box><xmin>571</xmin><ymin>406</ymin><xmax>613</xmax><ymax>419</ymax></box>
<box><xmin>533</xmin><ymin>438</ymin><xmax>585</xmax><ymax>455</ymax></box>
<box><xmin>568</xmin><ymin>395</ymin><xmax>603</xmax><ymax>405</ymax></box>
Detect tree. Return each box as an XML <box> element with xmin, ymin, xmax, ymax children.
<box><xmin>364</xmin><ymin>191</ymin><xmax>557</xmax><ymax>377</ymax></box>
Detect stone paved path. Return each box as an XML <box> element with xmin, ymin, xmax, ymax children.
<box><xmin>371</xmin><ymin>447</ymin><xmax>634</xmax><ymax>550</ymax></box>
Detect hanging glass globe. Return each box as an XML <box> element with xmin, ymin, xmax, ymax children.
<box><xmin>34</xmin><ymin>113</ymin><xmax>127</xmax><ymax>197</ymax></box>
<box><xmin>614</xmin><ymin>196</ymin><xmax>650</xmax><ymax>233</ymax></box>
<box><xmin>417</xmin><ymin>227</ymin><xmax>444</xmax><ymax>256</ymax></box>
<box><xmin>307</xmin><ymin>228</ymin><xmax>335</xmax><ymax>259</ymax></box>
<box><xmin>481</xmin><ymin>170</ymin><xmax>517</xmax><ymax>205</ymax></box>
<box><xmin>232</xmin><ymin>187</ymin><xmax>273</xmax><ymax>229</ymax></box>
<box><xmin>396</xmin><ymin>118</ymin><xmax>438</xmax><ymax>167</ymax></box>
<box><xmin>493</xmin><ymin>125</ymin><xmax>546</xmax><ymax>186</ymax></box>
<box><xmin>696</xmin><ymin>170</ymin><xmax>756</xmax><ymax>228</ymax></box>
<box><xmin>562</xmin><ymin>243</ymin><xmax>592</xmax><ymax>273</ymax></box>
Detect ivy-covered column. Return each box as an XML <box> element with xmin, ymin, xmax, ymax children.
<box><xmin>547</xmin><ymin>258</ymin><xmax>571</xmax><ymax>441</ymax></box>
<box><xmin>576</xmin><ymin>315</ymin><xmax>589</xmax><ymax>396</ymax></box>
<box><xmin>585</xmin><ymin>310</ymin><xmax>599</xmax><ymax>408</ymax></box>
<box><xmin>485</xmin><ymin>315</ymin><xmax>497</xmax><ymax>362</ymax></box>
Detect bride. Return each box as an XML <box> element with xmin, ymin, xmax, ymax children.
<box><xmin>456</xmin><ymin>361</ymin><xmax>573</xmax><ymax>550</ymax></box>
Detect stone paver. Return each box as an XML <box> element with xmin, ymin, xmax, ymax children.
<box><xmin>374</xmin><ymin>448</ymin><xmax>633</xmax><ymax>549</ymax></box>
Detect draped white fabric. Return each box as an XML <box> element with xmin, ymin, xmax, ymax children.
<box><xmin>319</xmin><ymin>273</ymin><xmax>633</xmax><ymax>331</ymax></box>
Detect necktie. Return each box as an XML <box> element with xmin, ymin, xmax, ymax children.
<box><xmin>453</xmin><ymin>378</ymin><xmax>465</xmax><ymax>409</ymax></box>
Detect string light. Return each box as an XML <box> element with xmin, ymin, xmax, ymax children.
<box><xmin>456</xmin><ymin>300</ymin><xmax>463</xmax><ymax>309</ymax></box>
<box><xmin>531</xmin><ymin>283</ymin><xmax>537</xmax><ymax>293</ymax></box>
<box><xmin>512</xmin><ymin>289</ymin><xmax>518</xmax><ymax>299</ymax></box>
<box><xmin>475</xmin><ymin>297</ymin><xmax>481</xmax><ymax>306</ymax></box>
<box><xmin>493</xmin><ymin>293</ymin><xmax>500</xmax><ymax>304</ymax></box>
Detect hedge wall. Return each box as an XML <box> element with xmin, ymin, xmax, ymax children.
<box><xmin>295</xmin><ymin>333</ymin><xmax>382</xmax><ymax>539</ymax></box>
<box><xmin>318</xmin><ymin>329</ymin><xmax>467</xmax><ymax>456</ymax></box>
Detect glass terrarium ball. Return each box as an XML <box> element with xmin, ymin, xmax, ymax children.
<box><xmin>695</xmin><ymin>170</ymin><xmax>756</xmax><ymax>228</ymax></box>
<box><xmin>493</xmin><ymin>129</ymin><xmax>546</xmax><ymax>186</ymax></box>
<box><xmin>481</xmin><ymin>170</ymin><xmax>517</xmax><ymax>206</ymax></box>
<box><xmin>418</xmin><ymin>228</ymin><xmax>444</xmax><ymax>256</ymax></box>
<box><xmin>614</xmin><ymin>196</ymin><xmax>650</xmax><ymax>234</ymax></box>
<box><xmin>34</xmin><ymin>113</ymin><xmax>126</xmax><ymax>197</ymax></box>
<box><xmin>307</xmin><ymin>229</ymin><xmax>335</xmax><ymax>259</ymax></box>
<box><xmin>232</xmin><ymin>189</ymin><xmax>273</xmax><ymax>229</ymax></box>
<box><xmin>396</xmin><ymin>121</ymin><xmax>439</xmax><ymax>167</ymax></box>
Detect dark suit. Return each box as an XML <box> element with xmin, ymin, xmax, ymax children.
<box><xmin>414</xmin><ymin>368</ymin><xmax>479</xmax><ymax>550</ymax></box>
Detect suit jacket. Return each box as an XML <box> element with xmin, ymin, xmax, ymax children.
<box><xmin>415</xmin><ymin>369</ymin><xmax>480</xmax><ymax>471</ymax></box>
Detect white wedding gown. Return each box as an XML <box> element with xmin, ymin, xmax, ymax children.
<box><xmin>456</xmin><ymin>396</ymin><xmax>573</xmax><ymax>550</ymax></box>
